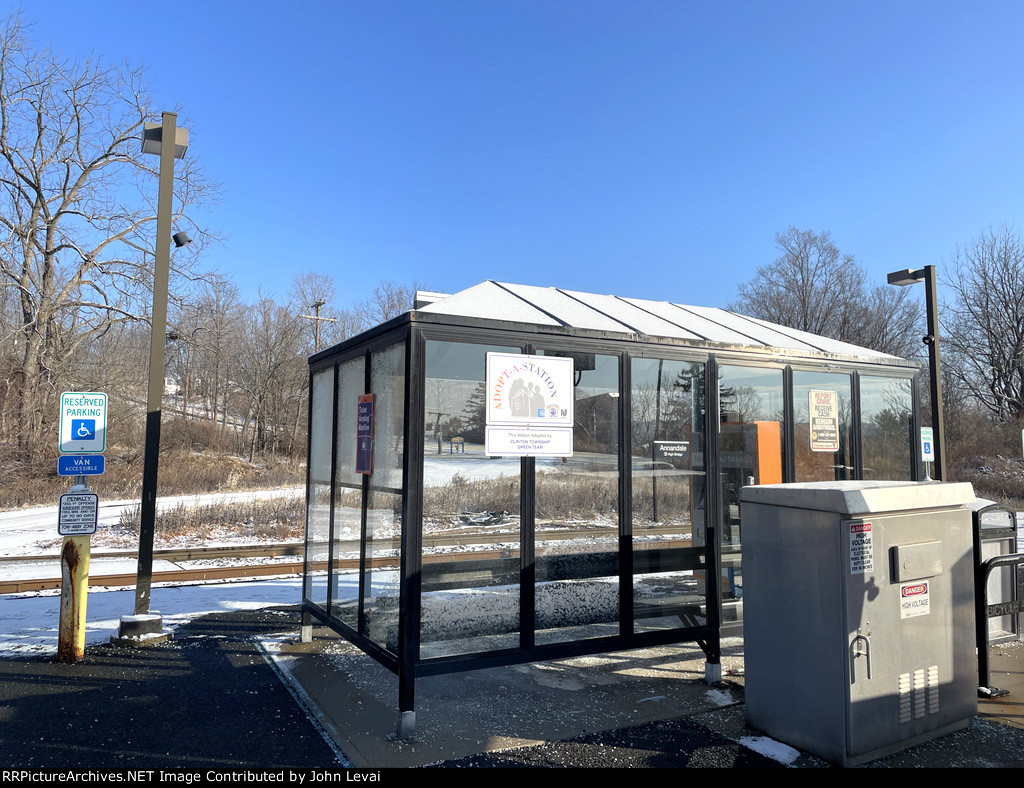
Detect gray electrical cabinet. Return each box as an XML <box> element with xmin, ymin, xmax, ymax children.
<box><xmin>740</xmin><ymin>481</ymin><xmax>978</xmax><ymax>767</ymax></box>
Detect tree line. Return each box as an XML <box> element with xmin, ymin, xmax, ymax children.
<box><xmin>2</xmin><ymin>13</ymin><xmax>1022</xmax><ymax>484</ymax></box>
<box><xmin>732</xmin><ymin>225</ymin><xmax>1024</xmax><ymax>475</ymax></box>
<box><xmin>0</xmin><ymin>13</ymin><xmax>420</xmax><ymax>469</ymax></box>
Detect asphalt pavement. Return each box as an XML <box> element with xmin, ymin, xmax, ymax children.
<box><xmin>2</xmin><ymin>605</ymin><xmax>1024</xmax><ymax>770</ymax></box>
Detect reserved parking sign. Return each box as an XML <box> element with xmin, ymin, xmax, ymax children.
<box><xmin>59</xmin><ymin>392</ymin><xmax>107</xmax><ymax>454</ymax></box>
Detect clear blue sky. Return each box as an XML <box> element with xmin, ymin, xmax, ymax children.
<box><xmin>21</xmin><ymin>0</ymin><xmax>1024</xmax><ymax>312</ymax></box>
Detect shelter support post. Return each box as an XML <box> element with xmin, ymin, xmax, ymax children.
<box><xmin>704</xmin><ymin>356</ymin><xmax>724</xmax><ymax>684</ymax></box>
<box><xmin>394</xmin><ymin>328</ymin><xmax>423</xmax><ymax>741</ymax></box>
<box><xmin>395</xmin><ymin>630</ymin><xmax>417</xmax><ymax>741</ymax></box>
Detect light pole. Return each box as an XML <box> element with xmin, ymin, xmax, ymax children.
<box><xmin>119</xmin><ymin>112</ymin><xmax>188</xmax><ymax>637</ymax></box>
<box><xmin>887</xmin><ymin>265</ymin><xmax>947</xmax><ymax>481</ymax></box>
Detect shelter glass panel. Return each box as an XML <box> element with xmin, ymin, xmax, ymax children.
<box><xmin>793</xmin><ymin>371</ymin><xmax>853</xmax><ymax>482</ymax></box>
<box><xmin>304</xmin><ymin>368</ymin><xmax>334</xmax><ymax>608</ymax></box>
<box><xmin>362</xmin><ymin>343</ymin><xmax>405</xmax><ymax>653</ymax></box>
<box><xmin>860</xmin><ymin>376</ymin><xmax>914</xmax><ymax>481</ymax></box>
<box><xmin>332</xmin><ymin>355</ymin><xmax>365</xmax><ymax>630</ymax></box>
<box><xmin>717</xmin><ymin>365</ymin><xmax>786</xmax><ymax>625</ymax></box>
<box><xmin>630</xmin><ymin>358</ymin><xmax>708</xmax><ymax>632</ymax></box>
<box><xmin>535</xmin><ymin>351</ymin><xmax>620</xmax><ymax>645</ymax></box>
<box><xmin>419</xmin><ymin>340</ymin><xmax>522</xmax><ymax>657</ymax></box>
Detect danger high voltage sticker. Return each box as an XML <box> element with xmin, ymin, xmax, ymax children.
<box><xmin>849</xmin><ymin>521</ymin><xmax>873</xmax><ymax>575</ymax></box>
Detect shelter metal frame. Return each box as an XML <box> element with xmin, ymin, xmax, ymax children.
<box><xmin>301</xmin><ymin>306</ymin><xmax>923</xmax><ymax>725</ymax></box>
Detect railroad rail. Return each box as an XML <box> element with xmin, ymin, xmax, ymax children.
<box><xmin>1</xmin><ymin>523</ymin><xmax>693</xmax><ymax>594</ymax></box>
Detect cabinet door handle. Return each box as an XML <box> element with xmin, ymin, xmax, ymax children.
<box><xmin>851</xmin><ymin>634</ymin><xmax>872</xmax><ymax>681</ymax></box>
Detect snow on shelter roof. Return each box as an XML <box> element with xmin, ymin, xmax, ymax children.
<box><xmin>415</xmin><ymin>281</ymin><xmax>907</xmax><ymax>365</ymax></box>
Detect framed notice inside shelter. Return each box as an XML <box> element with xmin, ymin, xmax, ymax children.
<box><xmin>356</xmin><ymin>393</ymin><xmax>374</xmax><ymax>474</ymax></box>
<box><xmin>485</xmin><ymin>352</ymin><xmax>574</xmax><ymax>456</ymax></box>
<box><xmin>809</xmin><ymin>389</ymin><xmax>839</xmax><ymax>452</ymax></box>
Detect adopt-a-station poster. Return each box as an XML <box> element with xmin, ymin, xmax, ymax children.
<box><xmin>485</xmin><ymin>353</ymin><xmax>574</xmax><ymax>457</ymax></box>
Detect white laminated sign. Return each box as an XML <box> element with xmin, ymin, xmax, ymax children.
<box><xmin>58</xmin><ymin>491</ymin><xmax>99</xmax><ymax>536</ymax></box>
<box><xmin>809</xmin><ymin>389</ymin><xmax>839</xmax><ymax>452</ymax></box>
<box><xmin>485</xmin><ymin>353</ymin><xmax>574</xmax><ymax>457</ymax></box>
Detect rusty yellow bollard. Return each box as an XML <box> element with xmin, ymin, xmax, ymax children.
<box><xmin>57</xmin><ymin>534</ymin><xmax>91</xmax><ymax>662</ymax></box>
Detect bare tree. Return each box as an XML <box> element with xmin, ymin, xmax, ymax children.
<box><xmin>351</xmin><ymin>280</ymin><xmax>426</xmax><ymax>331</ymax></box>
<box><xmin>166</xmin><ymin>301</ymin><xmax>208</xmax><ymax>418</ymax></box>
<box><xmin>731</xmin><ymin>227</ymin><xmax>921</xmax><ymax>358</ymax></box>
<box><xmin>235</xmin><ymin>292</ymin><xmax>306</xmax><ymax>460</ymax></box>
<box><xmin>943</xmin><ymin>227</ymin><xmax>1024</xmax><ymax>421</ymax></box>
<box><xmin>191</xmin><ymin>277</ymin><xmax>243</xmax><ymax>429</ymax></box>
<box><xmin>0</xmin><ymin>13</ymin><xmax>217</xmax><ymax>460</ymax></box>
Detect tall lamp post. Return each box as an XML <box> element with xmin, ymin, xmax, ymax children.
<box><xmin>887</xmin><ymin>265</ymin><xmax>947</xmax><ymax>481</ymax></box>
<box><xmin>119</xmin><ymin>112</ymin><xmax>189</xmax><ymax>638</ymax></box>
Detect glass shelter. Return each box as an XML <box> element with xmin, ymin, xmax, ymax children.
<box><xmin>302</xmin><ymin>281</ymin><xmax>922</xmax><ymax>733</ymax></box>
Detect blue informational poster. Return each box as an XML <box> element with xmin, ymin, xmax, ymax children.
<box><xmin>356</xmin><ymin>394</ymin><xmax>374</xmax><ymax>475</ymax></box>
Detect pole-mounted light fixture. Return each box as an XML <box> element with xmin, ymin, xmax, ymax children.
<box><xmin>118</xmin><ymin>112</ymin><xmax>190</xmax><ymax>642</ymax></box>
<box><xmin>886</xmin><ymin>268</ymin><xmax>926</xmax><ymax>287</ymax></box>
<box><xmin>887</xmin><ymin>265</ymin><xmax>946</xmax><ymax>481</ymax></box>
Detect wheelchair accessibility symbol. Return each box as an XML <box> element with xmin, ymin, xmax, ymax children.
<box><xmin>71</xmin><ymin>419</ymin><xmax>96</xmax><ymax>441</ymax></box>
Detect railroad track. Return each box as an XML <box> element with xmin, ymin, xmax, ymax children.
<box><xmin>0</xmin><ymin>524</ymin><xmax>693</xmax><ymax>594</ymax></box>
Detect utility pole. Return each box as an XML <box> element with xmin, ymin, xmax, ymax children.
<box><xmin>299</xmin><ymin>299</ymin><xmax>337</xmax><ymax>353</ymax></box>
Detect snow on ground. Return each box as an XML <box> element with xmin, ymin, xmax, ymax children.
<box><xmin>738</xmin><ymin>736</ymin><xmax>802</xmax><ymax>765</ymax></box>
<box><xmin>0</xmin><ymin>577</ymin><xmax>304</xmax><ymax>658</ymax></box>
<box><xmin>422</xmin><ymin>453</ymin><xmax>521</xmax><ymax>486</ymax></box>
<box><xmin>0</xmin><ymin>486</ymin><xmax>304</xmax><ymax>557</ymax></box>
<box><xmin>421</xmin><ymin>451</ymin><xmax>586</xmax><ymax>487</ymax></box>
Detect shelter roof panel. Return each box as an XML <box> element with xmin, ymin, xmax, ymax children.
<box><xmin>417</xmin><ymin>281</ymin><xmax>562</xmax><ymax>326</ymax></box>
<box><xmin>671</xmin><ymin>304</ymin><xmax>825</xmax><ymax>352</ymax></box>
<box><xmin>737</xmin><ymin>314</ymin><xmax>899</xmax><ymax>360</ymax></box>
<box><xmin>499</xmin><ymin>283</ymin><xmax>633</xmax><ymax>333</ymax></box>
<box><xmin>408</xmin><ymin>280</ymin><xmax>905</xmax><ymax>366</ymax></box>
<box><xmin>618</xmin><ymin>298</ymin><xmax>770</xmax><ymax>345</ymax></box>
<box><xmin>554</xmin><ymin>289</ymin><xmax>706</xmax><ymax>340</ymax></box>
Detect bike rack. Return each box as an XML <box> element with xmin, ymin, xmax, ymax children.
<box><xmin>973</xmin><ymin>503</ymin><xmax>1023</xmax><ymax>697</ymax></box>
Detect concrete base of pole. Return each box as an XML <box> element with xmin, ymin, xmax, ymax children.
<box><xmin>111</xmin><ymin>613</ymin><xmax>171</xmax><ymax>646</ymax></box>
<box><xmin>389</xmin><ymin>711</ymin><xmax>416</xmax><ymax>742</ymax></box>
<box><xmin>705</xmin><ymin>661</ymin><xmax>723</xmax><ymax>685</ymax></box>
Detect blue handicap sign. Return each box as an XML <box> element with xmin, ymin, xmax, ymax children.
<box><xmin>71</xmin><ymin>419</ymin><xmax>96</xmax><ymax>441</ymax></box>
<box><xmin>58</xmin><ymin>454</ymin><xmax>105</xmax><ymax>476</ymax></box>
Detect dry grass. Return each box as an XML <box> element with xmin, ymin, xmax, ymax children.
<box><xmin>946</xmin><ymin>409</ymin><xmax>1024</xmax><ymax>507</ymax></box>
<box><xmin>423</xmin><ymin>472</ymin><xmax>520</xmax><ymax>517</ymax></box>
<box><xmin>0</xmin><ymin>415</ymin><xmax>306</xmax><ymax>512</ymax></box>
<box><xmin>118</xmin><ymin>496</ymin><xmax>305</xmax><ymax>542</ymax></box>
<box><xmin>958</xmin><ymin>457</ymin><xmax>1024</xmax><ymax>509</ymax></box>
<box><xmin>421</xmin><ymin>468</ymin><xmax>695</xmax><ymax>524</ymax></box>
